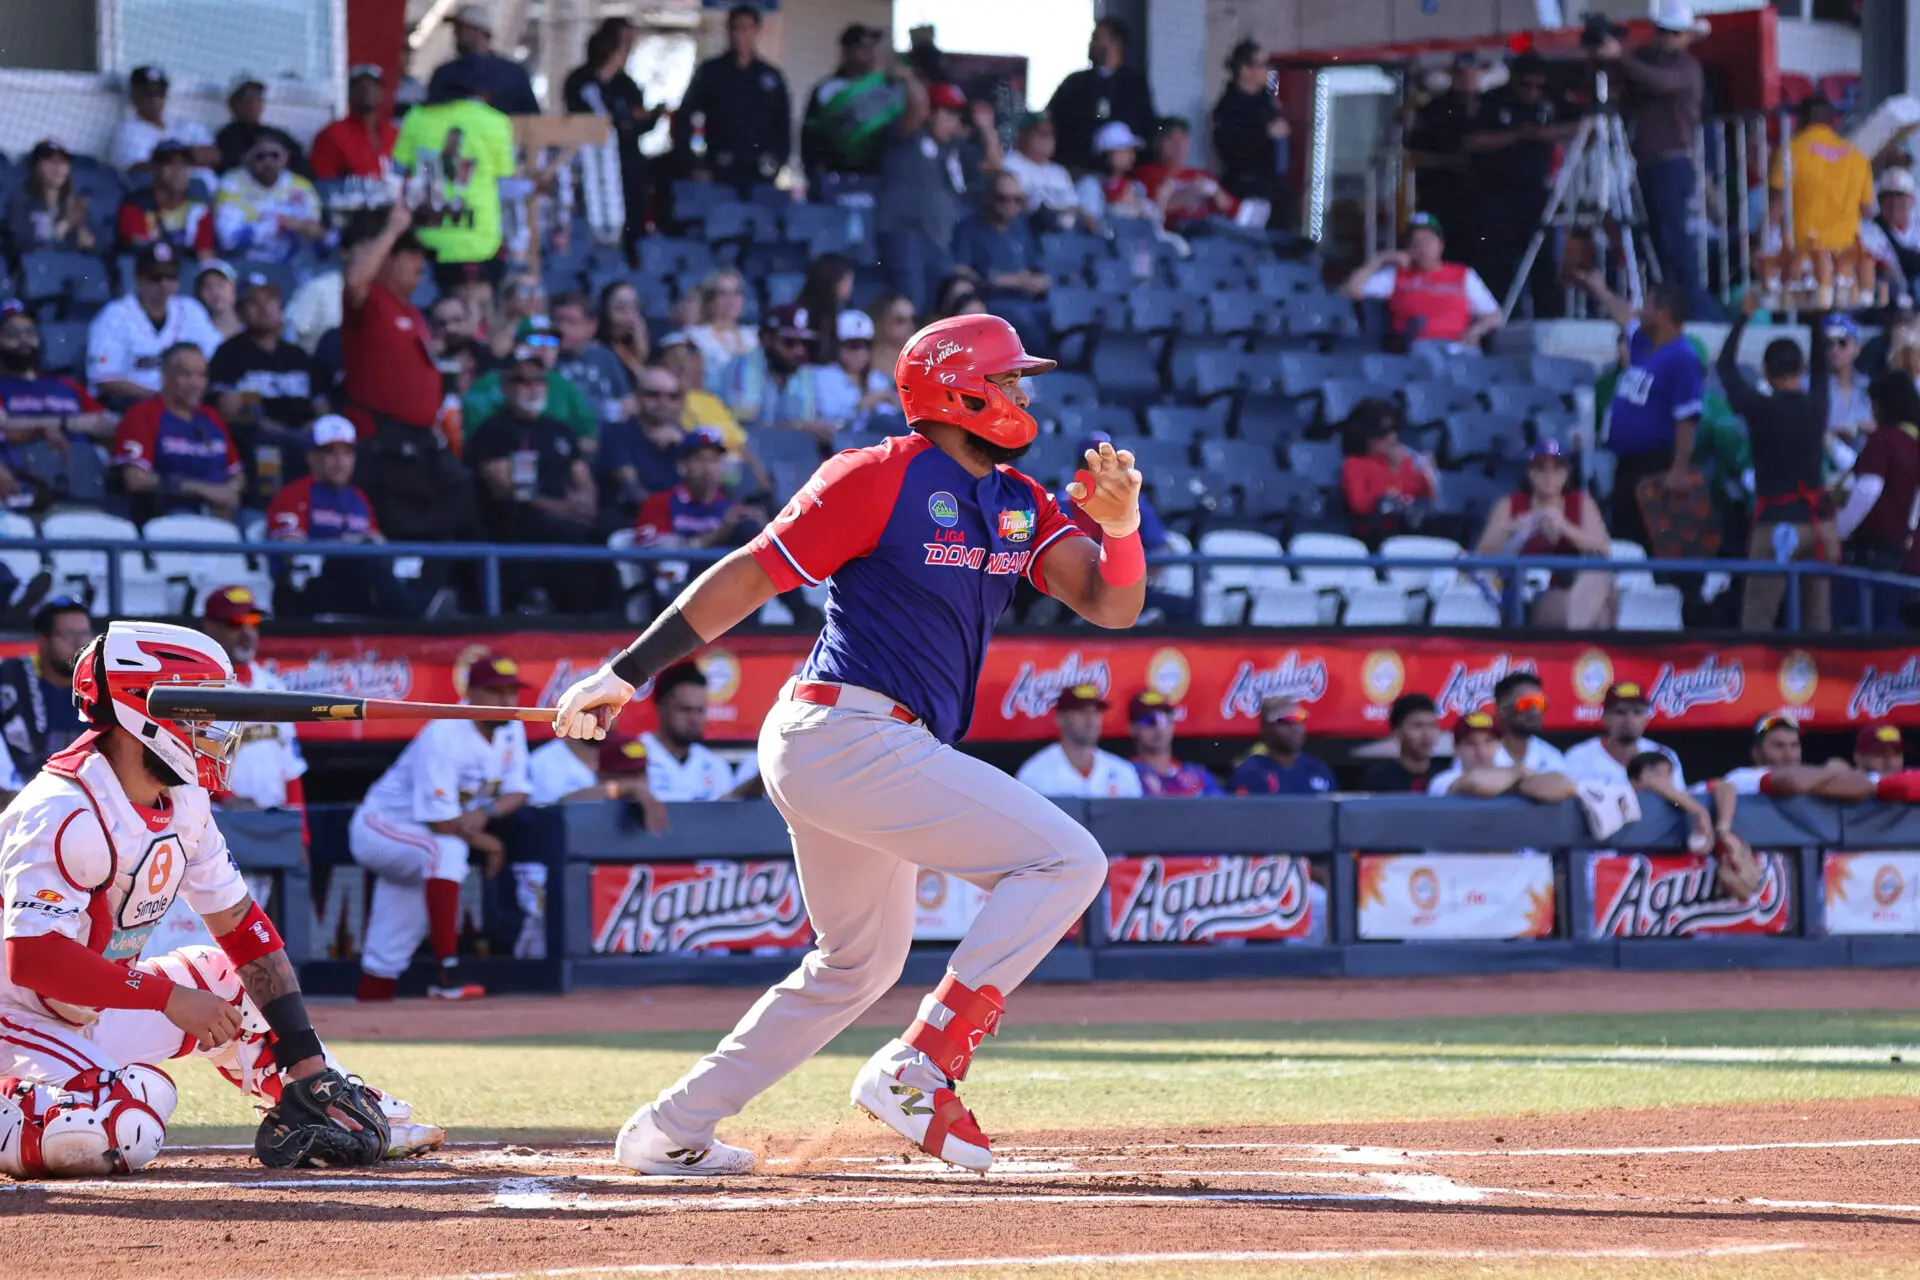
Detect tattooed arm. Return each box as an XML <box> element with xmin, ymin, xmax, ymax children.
<box><xmin>201</xmin><ymin>897</ymin><xmax>329</xmax><ymax>1083</ymax></box>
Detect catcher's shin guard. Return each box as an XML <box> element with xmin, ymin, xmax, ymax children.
<box><xmin>851</xmin><ymin>974</ymin><xmax>1002</xmax><ymax>1173</ymax></box>
<box><xmin>0</xmin><ymin>1069</ymin><xmax>174</xmax><ymax>1178</ymax></box>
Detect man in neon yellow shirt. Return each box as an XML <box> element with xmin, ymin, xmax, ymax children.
<box><xmin>394</xmin><ymin>69</ymin><xmax>516</xmax><ymax>291</ymax></box>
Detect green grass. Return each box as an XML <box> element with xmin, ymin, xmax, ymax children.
<box><xmin>168</xmin><ymin>1008</ymin><xmax>1920</xmax><ymax>1143</ymax></box>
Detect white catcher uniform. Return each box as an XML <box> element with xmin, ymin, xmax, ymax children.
<box><xmin>0</xmin><ymin>743</ymin><xmax>432</xmax><ymax>1175</ymax></box>
<box><xmin>349</xmin><ymin>718</ymin><xmax>531</xmax><ymax>981</ymax></box>
<box><xmin>221</xmin><ymin>662</ymin><xmax>307</xmax><ymax>811</ymax></box>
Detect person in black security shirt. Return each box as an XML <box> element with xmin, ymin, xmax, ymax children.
<box><xmin>1406</xmin><ymin>54</ymin><xmax>1480</xmax><ymax>251</ymax></box>
<box><xmin>1717</xmin><ymin>293</ymin><xmax>1838</xmax><ymax>632</ymax></box>
<box><xmin>672</xmin><ymin>5</ymin><xmax>791</xmax><ymax>189</ymax></box>
<box><xmin>469</xmin><ymin>348</ymin><xmax>607</xmax><ymax>613</ymax></box>
<box><xmin>1466</xmin><ymin>53</ymin><xmax>1574</xmax><ymax>315</ymax></box>
<box><xmin>209</xmin><ymin>272</ymin><xmax>324</xmax><ymax>498</ymax></box>
<box><xmin>802</xmin><ymin>24</ymin><xmax>904</xmax><ymax>185</ymax></box>
<box><xmin>0</xmin><ymin>597</ymin><xmax>92</xmax><ymax>781</ymax></box>
<box><xmin>428</xmin><ymin>3</ymin><xmax>540</xmax><ymax>114</ymax></box>
<box><xmin>1360</xmin><ymin>693</ymin><xmax>1442</xmax><ymax>793</ymax></box>
<box><xmin>1046</xmin><ymin>18</ymin><xmax>1156</xmax><ymax>171</ymax></box>
<box><xmin>564</xmin><ymin>17</ymin><xmax>664</xmax><ymax>253</ymax></box>
<box><xmin>1211</xmin><ymin>39</ymin><xmax>1290</xmax><ymax>213</ymax></box>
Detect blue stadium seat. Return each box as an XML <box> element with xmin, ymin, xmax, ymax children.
<box><xmin>1200</xmin><ymin>437</ymin><xmax>1278</xmax><ymax>478</ymax></box>
<box><xmin>1274</xmin><ymin>351</ymin><xmax>1328</xmax><ymax>398</ymax></box>
<box><xmin>1286</xmin><ymin>438</ymin><xmax>1343</xmax><ymax>480</ymax></box>
<box><xmin>1284</xmin><ymin>292</ymin><xmax>1359</xmax><ymax>339</ymax></box>
<box><xmin>37</xmin><ymin>320</ymin><xmax>88</xmax><ymax>375</ymax></box>
<box><xmin>638</xmin><ymin>237</ymin><xmax>715</xmax><ymax>278</ymax></box>
<box><xmin>1127</xmin><ymin>286</ymin><xmax>1200</xmax><ymax>334</ymax></box>
<box><xmin>1401</xmin><ymin>379</ymin><xmax>1479</xmax><ymax>425</ymax></box>
<box><xmin>541</xmin><ymin>262</ymin><xmax>585</xmax><ymax>297</ymax></box>
<box><xmin>1038</xmin><ymin>233</ymin><xmax>1107</xmax><ymax>284</ymax></box>
<box><xmin>1145</xmin><ymin>404</ymin><xmax>1226</xmax><ymax>442</ymax></box>
<box><xmin>1444</xmin><ymin>358</ymin><xmax>1501</xmax><ymax>392</ymax></box>
<box><xmin>1022</xmin><ymin>435</ymin><xmax>1084</xmax><ymax>486</ymax></box>
<box><xmin>1206</xmin><ymin>290</ymin><xmax>1272</xmax><ymax>337</ymax></box>
<box><xmin>1126</xmin><ymin>437</ymin><xmax>1197</xmax><ymax>476</ymax></box>
<box><xmin>1257</xmin><ymin>260</ymin><xmax>1321</xmax><ymax>297</ymax></box>
<box><xmin>1090</xmin><ymin>335</ymin><xmax>1164</xmax><ymax>407</ymax></box>
<box><xmin>740</xmin><ymin>241</ymin><xmax>811</xmax><ymax>278</ymax></box>
<box><xmin>1320</xmin><ymin>377</ymin><xmax>1376</xmax><ymax>425</ymax></box>
<box><xmin>1147</xmin><ymin>464</ymin><xmax>1212</xmax><ymax>515</ymax></box>
<box><xmin>1089</xmin><ymin>256</ymin><xmax>1140</xmax><ymax>295</ymax></box>
<box><xmin>670</xmin><ymin>179</ymin><xmax>723</xmax><ymax>224</ymax></box>
<box><xmin>747</xmin><ymin>428</ymin><xmax>824</xmax><ymax>470</ymax></box>
<box><xmin>1483</xmin><ymin>383</ymin><xmax>1568</xmax><ymax>421</ymax></box>
<box><xmin>1445</xmin><ymin>411</ymin><xmax>1526</xmax><ymax>464</ymax></box>
<box><xmin>1058</xmin><ymin>404</ymin><xmax>1141</xmax><ymax>440</ymax></box>
<box><xmin>1233</xmin><ymin>397</ymin><xmax>1305</xmax><ymax>449</ymax></box>
<box><xmin>1167</xmin><ymin>336</ymin><xmax>1241</xmax><ymax>397</ymax></box>
<box><xmin>1435</xmin><ymin>469</ymin><xmax>1512</xmax><ymax>522</ymax></box>
<box><xmin>1359</xmin><ymin>353</ymin><xmax>1421</xmax><ymax>390</ymax></box>
<box><xmin>1244</xmin><ymin>471</ymin><xmax>1333</xmax><ymax>529</ymax></box>
<box><xmin>1531</xmin><ymin>411</ymin><xmax>1583</xmax><ymax>450</ymax></box>
<box><xmin>1029</xmin><ymin>369</ymin><xmax>1099</xmax><ymax>412</ymax></box>
<box><xmin>762</xmin><ymin>271</ymin><xmax>805</xmax><ymax>308</ymax></box>
<box><xmin>19</xmin><ymin>251</ymin><xmax>112</xmax><ymax>316</ymax></box>
<box><xmin>1529</xmin><ymin>353</ymin><xmax>1598</xmax><ymax>393</ymax></box>
<box><xmin>1171</xmin><ymin>257</ymin><xmax>1240</xmax><ymax>295</ymax></box>
<box><xmin>703</xmin><ymin>200</ymin><xmax>778</xmax><ymax>245</ymax></box>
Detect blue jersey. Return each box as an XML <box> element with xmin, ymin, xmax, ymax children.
<box><xmin>1606</xmin><ymin>324</ymin><xmax>1704</xmax><ymax>456</ymax></box>
<box><xmin>1135</xmin><ymin>759</ymin><xmax>1224</xmax><ymax>797</ymax></box>
<box><xmin>1228</xmin><ymin>749</ymin><xmax>1336</xmax><ymax>795</ymax></box>
<box><xmin>750</xmin><ymin>434</ymin><xmax>1086</xmax><ymax>744</ymax></box>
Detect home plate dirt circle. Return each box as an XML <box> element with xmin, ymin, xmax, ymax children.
<box><xmin>7</xmin><ymin>1098</ymin><xmax>1920</xmax><ymax>1277</ymax></box>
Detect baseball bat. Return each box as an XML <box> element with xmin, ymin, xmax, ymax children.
<box><xmin>146</xmin><ymin>685</ymin><xmax>565</xmax><ymax>724</ymax></box>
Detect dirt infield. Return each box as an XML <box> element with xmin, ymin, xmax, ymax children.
<box><xmin>312</xmin><ymin>967</ymin><xmax>1920</xmax><ymax>1041</ymax></box>
<box><xmin>8</xmin><ymin>1099</ymin><xmax>1920</xmax><ymax>1277</ymax></box>
<box><xmin>8</xmin><ymin>970</ymin><xmax>1920</xmax><ymax>1277</ymax></box>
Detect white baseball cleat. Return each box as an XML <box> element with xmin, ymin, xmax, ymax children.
<box><xmin>851</xmin><ymin>1038</ymin><xmax>993</xmax><ymax>1173</ymax></box>
<box><xmin>613</xmin><ymin>1104</ymin><xmax>756</xmax><ymax>1176</ymax></box>
<box><xmin>385</xmin><ymin>1117</ymin><xmax>447</xmax><ymax>1159</ymax></box>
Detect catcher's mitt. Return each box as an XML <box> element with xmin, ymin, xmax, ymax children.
<box><xmin>1714</xmin><ymin>834</ymin><xmax>1764</xmax><ymax>901</ymax></box>
<box><xmin>255</xmin><ymin>1068</ymin><xmax>390</xmax><ymax>1169</ymax></box>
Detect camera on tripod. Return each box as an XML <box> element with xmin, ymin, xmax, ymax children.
<box><xmin>1578</xmin><ymin>11</ymin><xmax>1629</xmax><ymax>51</ymax></box>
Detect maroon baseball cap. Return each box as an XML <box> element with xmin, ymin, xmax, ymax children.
<box><xmin>1055</xmin><ymin>684</ymin><xmax>1109</xmax><ymax>713</ymax></box>
<box><xmin>1602</xmin><ymin>680</ymin><xmax>1648</xmax><ymax>710</ymax></box>
<box><xmin>1128</xmin><ymin>691</ymin><xmax>1175</xmax><ymax>724</ymax></box>
<box><xmin>598</xmin><ymin>736</ymin><xmax>650</xmax><ymax>775</ymax></box>
<box><xmin>928</xmin><ymin>82</ymin><xmax>968</xmax><ymax>112</ymax></box>
<box><xmin>1452</xmin><ymin>709</ymin><xmax>1498</xmax><ymax>740</ymax></box>
<box><xmin>466</xmin><ymin>653</ymin><xmax>529</xmax><ymax>690</ymax></box>
<box><xmin>1856</xmin><ymin>723</ymin><xmax>1904</xmax><ymax>755</ymax></box>
<box><xmin>202</xmin><ymin>585</ymin><xmax>268</xmax><ymax>625</ymax></box>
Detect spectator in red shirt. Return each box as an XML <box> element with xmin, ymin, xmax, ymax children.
<box><xmin>1339</xmin><ymin>399</ymin><xmax>1436</xmax><ymax>546</ymax></box>
<box><xmin>266</xmin><ymin>415</ymin><xmax>411</xmax><ymax>616</ymax></box>
<box><xmin>635</xmin><ymin>426</ymin><xmax>765</xmax><ymax>550</ymax></box>
<box><xmin>1133</xmin><ymin>116</ymin><xmax>1237</xmax><ymax>230</ymax></box>
<box><xmin>113</xmin><ymin>342</ymin><xmax>244</xmax><ymax>522</ymax></box>
<box><xmin>310</xmin><ymin>64</ymin><xmax>397</xmax><ymax>182</ymax></box>
<box><xmin>1835</xmin><ymin>372</ymin><xmax>1920</xmax><ymax>628</ymax></box>
<box><xmin>115</xmin><ymin>137</ymin><xmax>217</xmax><ymax>257</ymax></box>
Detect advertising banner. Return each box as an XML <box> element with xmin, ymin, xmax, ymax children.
<box><xmin>1587</xmin><ymin>851</ymin><xmax>1794</xmax><ymax>937</ymax></box>
<box><xmin>589</xmin><ymin>862</ymin><xmax>812</xmax><ymax>954</ymax></box>
<box><xmin>1822</xmin><ymin>852</ymin><xmax>1920</xmax><ymax>934</ymax></box>
<box><xmin>1103</xmin><ymin>855</ymin><xmax>1314</xmax><ymax>942</ymax></box>
<box><xmin>913</xmin><ymin>869</ymin><xmax>991</xmax><ymax>941</ymax></box>
<box><xmin>203</xmin><ymin>633</ymin><xmax>1919</xmax><ymax>743</ymax></box>
<box><xmin>1357</xmin><ymin>854</ymin><xmax>1556</xmax><ymax>940</ymax></box>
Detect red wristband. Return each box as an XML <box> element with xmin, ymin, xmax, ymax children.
<box><xmin>1097</xmin><ymin>528</ymin><xmax>1146</xmax><ymax>586</ymax></box>
<box><xmin>1878</xmin><ymin>772</ymin><xmax>1920</xmax><ymax>803</ymax></box>
<box><xmin>216</xmin><ymin>900</ymin><xmax>284</xmax><ymax>968</ymax></box>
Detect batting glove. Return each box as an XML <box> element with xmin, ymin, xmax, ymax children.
<box><xmin>553</xmin><ymin>664</ymin><xmax>637</xmax><ymax>741</ymax></box>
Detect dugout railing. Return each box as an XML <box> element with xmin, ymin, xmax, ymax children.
<box><xmin>12</xmin><ymin>537</ymin><xmax>1919</xmax><ymax>632</ymax></box>
<box><xmin>231</xmin><ymin>795</ymin><xmax>1920</xmax><ymax>995</ymax></box>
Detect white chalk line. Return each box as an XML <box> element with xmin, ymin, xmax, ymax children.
<box><xmin>431</xmin><ymin>1244</ymin><xmax>1807</xmax><ymax>1279</ymax></box>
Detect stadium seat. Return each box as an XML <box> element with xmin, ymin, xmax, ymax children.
<box><xmin>739</xmin><ymin>241</ymin><xmax>811</xmax><ymax>279</ymax></box>
<box><xmin>1242</xmin><ymin>471</ymin><xmax>1331</xmax><ymax>530</ymax></box>
<box><xmin>1246</xmin><ymin>581</ymin><xmax>1322</xmax><ymax>626</ymax></box>
<box><xmin>1197</xmin><ymin>528</ymin><xmax>1287</xmax><ymax>625</ymax></box>
<box><xmin>42</xmin><ymin>511</ymin><xmax>168</xmax><ymax>616</ymax></box>
<box><xmin>1148</xmin><ymin>464</ymin><xmax>1212</xmax><ymax>515</ymax></box>
<box><xmin>1434</xmin><ymin>470</ymin><xmax>1511</xmax><ymax>523</ymax></box>
<box><xmin>1154</xmin><ymin>527</ymin><xmax>1194</xmax><ymax>599</ymax></box>
<box><xmin>1401</xmin><ymin>379</ymin><xmax>1478</xmax><ymax>426</ymax></box>
<box><xmin>1285</xmin><ymin>293</ymin><xmax>1359</xmax><ymax>339</ymax></box>
<box><xmin>1023</xmin><ymin>435</ymin><xmax>1083</xmax><ymax>487</ymax></box>
<box><xmin>762</xmin><ymin>271</ymin><xmax>805</xmax><ymax>308</ymax></box>
<box><xmin>1484</xmin><ymin>383</ymin><xmax>1569</xmax><ymax>421</ymax></box>
<box><xmin>1167</xmin><ymin>337</ymin><xmax>1242</xmax><ymax>398</ymax></box>
<box><xmin>782</xmin><ymin>203</ymin><xmax>850</xmax><ymax>256</ymax></box>
<box><xmin>37</xmin><ymin>319</ymin><xmax>88</xmax><ymax>375</ymax></box>
<box><xmin>0</xmin><ymin>510</ymin><xmax>44</xmax><ymax>589</ymax></box>
<box><xmin>1608</xmin><ymin>540</ymin><xmax>1655</xmax><ymax>590</ymax></box>
<box><xmin>1038</xmin><ymin>232</ymin><xmax>1107</xmax><ymax>284</ymax></box>
<box><xmin>704</xmin><ymin>201</ymin><xmax>779</xmax><ymax>245</ymax></box>
<box><xmin>670</xmin><ymin>179</ymin><xmax>723</xmax><ymax>224</ymax></box>
<box><xmin>1285</xmin><ymin>439</ymin><xmax>1343</xmax><ymax>481</ymax></box>
<box><xmin>1126</xmin><ymin>437</ymin><xmax>1196</xmax><ymax>476</ymax></box>
<box><xmin>1128</xmin><ymin>287</ymin><xmax>1203</xmax><ymax>335</ymax></box>
<box><xmin>1256</xmin><ymin>260</ymin><xmax>1321</xmax><ymax>297</ymax></box>
<box><xmin>1288</xmin><ymin>532</ymin><xmax>1375</xmax><ymax>600</ymax></box>
<box><xmin>605</xmin><ymin>529</ymin><xmax>649</xmax><ymax>624</ymax></box>
<box><xmin>1145</xmin><ymin>404</ymin><xmax>1226</xmax><ymax>443</ymax></box>
<box><xmin>1320</xmin><ymin>377</ymin><xmax>1376</xmax><ymax>425</ymax></box>
<box><xmin>1171</xmin><ymin>257</ymin><xmax>1240</xmax><ymax>296</ymax></box>
<box><xmin>1274</xmin><ymin>351</ymin><xmax>1327</xmax><ymax>398</ymax></box>
<box><xmin>1058</xmin><ymin>404</ymin><xmax>1141</xmax><ymax>440</ymax></box>
<box><xmin>638</xmin><ymin>237</ymin><xmax>714</xmax><ymax>278</ymax></box>
<box><xmin>1233</xmin><ymin>396</ymin><xmax>1306</xmax><ymax>449</ymax></box>
<box><xmin>15</xmin><ymin>436</ymin><xmax>108</xmax><ymax>506</ymax></box>
<box><xmin>1378</xmin><ymin>534</ymin><xmax>1465</xmax><ymax>597</ymax></box>
<box><xmin>1359</xmin><ymin>353</ymin><xmax>1421</xmax><ymax>390</ymax></box>
<box><xmin>1617</xmin><ymin>584</ymin><xmax>1685</xmax><ymax>630</ymax></box>
<box><xmin>1529</xmin><ymin>354</ymin><xmax>1598</xmax><ymax>394</ymax></box>
<box><xmin>1199</xmin><ymin>437</ymin><xmax>1278</xmax><ymax>478</ymax></box>
<box><xmin>1589</xmin><ymin>449</ymin><xmax>1617</xmax><ymax>500</ymax></box>
<box><xmin>19</xmin><ymin>250</ymin><xmax>110</xmax><ymax>310</ymax></box>
<box><xmin>1430</xmin><ymin>585</ymin><xmax>1501</xmax><ymax>627</ymax></box>
<box><xmin>1206</xmin><ymin>290</ymin><xmax>1272</xmax><ymax>337</ymax></box>
<box><xmin>745</xmin><ymin>428</ymin><xmax>823</xmax><ymax>471</ymax></box>
<box><xmin>1531</xmin><ymin>411</ymin><xmax>1584</xmax><ymax>451</ymax></box>
<box><xmin>1342</xmin><ymin>583</ymin><xmax>1419</xmax><ymax>626</ymax></box>
<box><xmin>1090</xmin><ymin>256</ymin><xmax>1145</xmax><ymax>295</ymax></box>
<box><xmin>1090</xmin><ymin>335</ymin><xmax>1164</xmax><ymax>407</ymax></box>
<box><xmin>142</xmin><ymin>513</ymin><xmax>271</xmax><ymax>615</ymax></box>
<box><xmin>1445</xmin><ymin>412</ymin><xmax>1525</xmax><ymax>464</ymax></box>
<box><xmin>1029</xmin><ymin>369</ymin><xmax>1098</xmax><ymax>412</ymax></box>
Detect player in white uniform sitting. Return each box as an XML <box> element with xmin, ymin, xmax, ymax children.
<box><xmin>1560</xmin><ymin>681</ymin><xmax>1685</xmax><ymax>788</ymax></box>
<box><xmin>642</xmin><ymin>663</ymin><xmax>754</xmax><ymax>801</ymax></box>
<box><xmin>1015</xmin><ymin>684</ymin><xmax>1142</xmax><ymax>798</ymax></box>
<box><xmin>200</xmin><ymin>586</ymin><xmax>307</xmax><ymax>818</ymax></box>
<box><xmin>348</xmin><ymin>652</ymin><xmax>531</xmax><ymax>1002</ymax></box>
<box><xmin>0</xmin><ymin>621</ymin><xmax>436</xmax><ymax>1177</ymax></box>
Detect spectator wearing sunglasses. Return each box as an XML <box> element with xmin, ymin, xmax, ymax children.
<box><xmin>720</xmin><ymin>305</ymin><xmax>835</xmax><ymax>444</ymax></box>
<box><xmin>1823</xmin><ymin>314</ymin><xmax>1872</xmax><ymax>465</ymax></box>
<box><xmin>1489</xmin><ymin>671</ymin><xmax>1566</xmax><ymax>772</ymax></box>
<box><xmin>0</xmin><ymin>596</ymin><xmax>91</xmax><ymax>781</ymax></box>
<box><xmin>1713</xmin><ymin>713</ymin><xmax>1878</xmax><ymax>802</ymax></box>
<box><xmin>1228</xmin><ymin>695</ymin><xmax>1335</xmax><ymax>795</ymax></box>
<box><xmin>213</xmin><ymin>132</ymin><xmax>326</xmax><ymax>263</ymax></box>
<box><xmin>462</xmin><ymin>316</ymin><xmax>596</xmax><ymax>448</ymax></box>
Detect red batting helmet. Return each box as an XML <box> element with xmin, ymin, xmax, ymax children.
<box><xmin>894</xmin><ymin>314</ymin><xmax>1056</xmax><ymax>449</ymax></box>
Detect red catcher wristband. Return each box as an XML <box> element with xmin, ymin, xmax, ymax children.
<box><xmin>1097</xmin><ymin>528</ymin><xmax>1145</xmax><ymax>586</ymax></box>
<box><xmin>216</xmin><ymin>900</ymin><xmax>284</xmax><ymax>968</ymax></box>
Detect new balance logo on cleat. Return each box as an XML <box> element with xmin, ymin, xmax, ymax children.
<box><xmin>889</xmin><ymin>1082</ymin><xmax>934</xmax><ymax>1116</ymax></box>
<box><xmin>668</xmin><ymin>1147</ymin><xmax>709</xmax><ymax>1166</ymax></box>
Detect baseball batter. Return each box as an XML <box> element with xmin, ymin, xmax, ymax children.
<box><xmin>0</xmin><ymin>621</ymin><xmax>433</xmax><ymax>1177</ymax></box>
<box><xmin>553</xmin><ymin>314</ymin><xmax>1145</xmax><ymax>1175</ymax></box>
<box><xmin>349</xmin><ymin>653</ymin><xmax>531</xmax><ymax>1002</ymax></box>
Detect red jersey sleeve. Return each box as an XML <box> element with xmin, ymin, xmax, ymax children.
<box><xmin>748</xmin><ymin>442</ymin><xmax>912</xmax><ymax>591</ymax></box>
<box><xmin>1017</xmin><ymin>472</ymin><xmax>1091</xmax><ymax>595</ymax></box>
<box><xmin>634</xmin><ymin>491</ymin><xmax>673</xmax><ymax>545</ymax></box>
<box><xmin>114</xmin><ymin>201</ymin><xmax>148</xmax><ymax>248</ymax></box>
<box><xmin>192</xmin><ymin>205</ymin><xmax>217</xmax><ymax>257</ymax></box>
<box><xmin>59</xmin><ymin>378</ymin><xmax>103</xmax><ymax>414</ymax></box>
<box><xmin>265</xmin><ymin>479</ymin><xmax>310</xmax><ymax>539</ymax></box>
<box><xmin>113</xmin><ymin>398</ymin><xmax>162</xmax><ymax>470</ymax></box>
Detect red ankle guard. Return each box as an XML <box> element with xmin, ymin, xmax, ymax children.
<box><xmin>903</xmin><ymin>974</ymin><xmax>1004</xmax><ymax>1081</ymax></box>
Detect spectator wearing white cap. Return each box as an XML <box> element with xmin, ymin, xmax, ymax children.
<box><xmin>428</xmin><ymin>2</ymin><xmax>540</xmax><ymax>114</ymax></box>
<box><xmin>111</xmin><ymin>65</ymin><xmax>218</xmax><ymax>178</ymax></box>
<box><xmin>1861</xmin><ymin>168</ymin><xmax>1920</xmax><ymax>304</ymax></box>
<box><xmin>811</xmin><ymin>311</ymin><xmax>895</xmax><ymax>433</ymax></box>
<box><xmin>266</xmin><ymin>415</ymin><xmax>412</xmax><ymax>616</ymax></box>
<box><xmin>1075</xmin><ymin>121</ymin><xmax>1153</xmax><ymax>232</ymax></box>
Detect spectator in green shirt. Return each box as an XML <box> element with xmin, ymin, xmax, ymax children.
<box><xmin>393</xmin><ymin>64</ymin><xmax>517</xmax><ymax>293</ymax></box>
<box><xmin>464</xmin><ymin>317</ymin><xmax>596</xmax><ymax>447</ymax></box>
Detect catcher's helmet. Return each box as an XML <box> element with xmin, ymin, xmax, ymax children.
<box><xmin>73</xmin><ymin>620</ymin><xmax>240</xmax><ymax>790</ymax></box>
<box><xmin>894</xmin><ymin>314</ymin><xmax>1056</xmax><ymax>449</ymax></box>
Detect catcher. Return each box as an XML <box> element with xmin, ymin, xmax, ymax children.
<box><xmin>0</xmin><ymin>621</ymin><xmax>434</xmax><ymax>1177</ymax></box>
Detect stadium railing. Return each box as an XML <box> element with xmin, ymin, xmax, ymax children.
<box><xmin>16</xmin><ymin>537</ymin><xmax>1917</xmax><ymax>631</ymax></box>
<box><xmin>234</xmin><ymin>795</ymin><xmax>1920</xmax><ymax>994</ymax></box>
